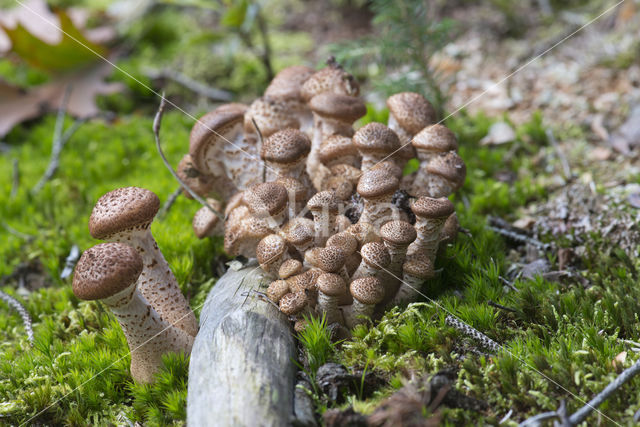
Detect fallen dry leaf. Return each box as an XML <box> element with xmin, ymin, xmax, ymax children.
<box><xmin>0</xmin><ymin>62</ymin><xmax>123</xmax><ymax>137</ymax></box>
<box><xmin>588</xmin><ymin>146</ymin><xmax>613</xmax><ymax>161</ymax></box>
<box><xmin>612</xmin><ymin>351</ymin><xmax>627</xmax><ymax>372</ymax></box>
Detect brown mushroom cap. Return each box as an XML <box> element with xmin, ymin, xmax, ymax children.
<box><xmin>73</xmin><ymin>243</ymin><xmax>143</xmax><ymax>300</ymax></box>
<box><xmin>307</xmin><ymin>190</ymin><xmax>340</xmax><ymax>213</ymax></box>
<box><xmin>264</xmin><ymin>65</ymin><xmax>315</xmax><ymax>101</ymax></box>
<box><xmin>300</xmin><ymin>66</ymin><xmax>360</xmax><ymax>102</ymax></box>
<box><xmin>350</xmin><ymin>277</ymin><xmax>385</xmax><ymax>305</ymax></box>
<box><xmin>244</xmin><ymin>97</ymin><xmax>299</xmax><ymax>137</ymax></box>
<box><xmin>411</xmin><ymin>197</ymin><xmax>455</xmax><ymax>219</ymax></box>
<box><xmin>326</xmin><ymin>231</ymin><xmax>358</xmax><ymax>255</ymax></box>
<box><xmin>308</xmin><ymin>93</ymin><xmax>366</xmax><ymax>123</ymax></box>
<box><xmin>386</xmin><ymin>92</ymin><xmax>437</xmax><ymax>134</ymax></box>
<box><xmin>267</xmin><ymin>280</ymin><xmax>290</xmax><ymax>303</ymax></box>
<box><xmin>413</xmin><ymin>124</ymin><xmax>458</xmax><ymax>153</ymax></box>
<box><xmin>279</xmin><ymin>291</ymin><xmax>308</xmax><ymax>315</ymax></box>
<box><xmin>243</xmin><ymin>182</ymin><xmax>288</xmax><ymax>217</ymax></box>
<box><xmin>439</xmin><ymin>213</ymin><xmax>460</xmax><ymax>246</ymax></box>
<box><xmin>403</xmin><ymin>252</ymin><xmax>435</xmax><ymax>280</ymax></box>
<box><xmin>380</xmin><ymin>220</ymin><xmax>417</xmax><ymax>246</ymax></box>
<box><xmin>318</xmin><ymin>134</ymin><xmax>358</xmax><ymax>164</ymax></box>
<box><xmin>89</xmin><ymin>187</ymin><xmax>160</xmax><ymax>239</ymax></box>
<box><xmin>345</xmin><ymin>222</ymin><xmax>379</xmax><ymax>246</ymax></box>
<box><xmin>304</xmin><ymin>247</ymin><xmax>346</xmax><ymax>273</ymax></box>
<box><xmin>317</xmin><ymin>273</ymin><xmax>346</xmax><ymax>296</ymax></box>
<box><xmin>357</xmin><ymin>168</ymin><xmax>400</xmax><ymax>199</ymax></box>
<box><xmin>262</xmin><ymin>128</ymin><xmax>311</xmax><ymax>164</ymax></box>
<box><xmin>275</xmin><ymin>177</ymin><xmax>308</xmax><ymax>203</ymax></box>
<box><xmin>177</xmin><ymin>154</ymin><xmax>214</xmax><ymax>199</ymax></box>
<box><xmin>369</xmin><ymin>160</ymin><xmax>403</xmax><ymax>180</ymax></box>
<box><xmin>352</xmin><ymin>122</ymin><xmax>400</xmax><ymax>155</ymax></box>
<box><xmin>425</xmin><ymin>151</ymin><xmax>466</xmax><ymax>188</ymax></box>
<box><xmin>189</xmin><ymin>106</ymin><xmax>246</xmax><ymax>173</ymax></box>
<box><xmin>279</xmin><ymin>259</ymin><xmax>303</xmax><ymax>279</ymax></box>
<box><xmin>256</xmin><ymin>234</ymin><xmax>288</xmax><ymax>266</ymax></box>
<box><xmin>280</xmin><ymin>218</ymin><xmax>314</xmax><ymax>247</ymax></box>
<box><xmin>192</xmin><ymin>199</ymin><xmax>222</xmax><ymax>239</ymax></box>
<box><xmin>287</xmin><ymin>269</ymin><xmax>320</xmax><ymax>294</ymax></box>
<box><xmin>360</xmin><ymin>242</ymin><xmax>391</xmax><ymax>269</ymax></box>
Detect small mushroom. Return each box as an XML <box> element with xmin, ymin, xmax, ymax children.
<box><xmin>316</xmin><ymin>273</ymin><xmax>346</xmax><ymax>325</ymax></box>
<box><xmin>261</xmin><ymin>128</ymin><xmax>312</xmax><ymax>185</ymax></box>
<box><xmin>345</xmin><ymin>222</ymin><xmax>380</xmax><ymax>248</ymax></box>
<box><xmin>386</xmin><ymin>92</ymin><xmax>436</xmax><ymax>165</ymax></box>
<box><xmin>300</xmin><ymin>64</ymin><xmax>360</xmax><ymax>103</ymax></box>
<box><xmin>279</xmin><ymin>291</ymin><xmax>313</xmax><ymax>321</ymax></box>
<box><xmin>379</xmin><ymin>220</ymin><xmax>417</xmax><ymax>304</ymax></box>
<box><xmin>264</xmin><ymin>65</ymin><xmax>315</xmax><ymax>135</ymax></box>
<box><xmin>344</xmin><ymin>277</ymin><xmax>385</xmax><ymax>328</ymax></box>
<box><xmin>319</xmin><ymin>134</ymin><xmax>360</xmax><ymax>168</ymax></box>
<box><xmin>89</xmin><ymin>187</ymin><xmax>198</xmax><ymax>337</ymax></box>
<box><xmin>390</xmin><ymin>252</ymin><xmax>435</xmax><ymax>306</ymax></box>
<box><xmin>352</xmin><ymin>122</ymin><xmax>400</xmax><ymax>171</ymax></box>
<box><xmin>326</xmin><ymin>231</ymin><xmax>360</xmax><ymax>277</ymax></box>
<box><xmin>413</xmin><ymin>151</ymin><xmax>466</xmax><ymax>198</ymax></box>
<box><xmin>243</xmin><ymin>182</ymin><xmax>289</xmax><ymax>229</ymax></box>
<box><xmin>275</xmin><ymin>176</ymin><xmax>310</xmax><ymax>217</ymax></box>
<box><xmin>352</xmin><ymin>242</ymin><xmax>391</xmax><ymax>283</ymax></box>
<box><xmin>73</xmin><ymin>243</ymin><xmax>193</xmax><ymax>384</ymax></box>
<box><xmin>267</xmin><ymin>279</ymin><xmax>290</xmax><ymax>303</ymax></box>
<box><xmin>278</xmin><ymin>259</ymin><xmax>303</xmax><ymax>280</ymax></box>
<box><xmin>406</xmin><ymin>197</ymin><xmax>455</xmax><ymax>264</ymax></box>
<box><xmin>192</xmin><ymin>198</ymin><xmax>223</xmax><ymax>239</ymax></box>
<box><xmin>356</xmin><ymin>168</ymin><xmax>401</xmax><ymax>227</ymax></box>
<box><xmin>279</xmin><ymin>217</ymin><xmax>315</xmax><ymax>256</ymax></box>
<box><xmin>307</xmin><ymin>191</ymin><xmax>340</xmax><ymax>247</ymax></box>
<box><xmin>256</xmin><ymin>234</ymin><xmax>290</xmax><ymax>279</ymax></box>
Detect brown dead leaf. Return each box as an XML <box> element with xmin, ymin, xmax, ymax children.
<box><xmin>589</xmin><ymin>146</ymin><xmax>613</xmax><ymax>161</ymax></box>
<box><xmin>0</xmin><ymin>62</ymin><xmax>123</xmax><ymax>137</ymax></box>
<box><xmin>612</xmin><ymin>351</ymin><xmax>627</xmax><ymax>372</ymax></box>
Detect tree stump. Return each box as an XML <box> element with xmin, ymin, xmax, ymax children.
<box><xmin>187</xmin><ymin>261</ymin><xmax>297</xmax><ymax>426</ymax></box>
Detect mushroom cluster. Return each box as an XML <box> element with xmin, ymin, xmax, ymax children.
<box><xmin>180</xmin><ymin>60</ymin><xmax>466</xmax><ymax>331</ymax></box>
<box><xmin>73</xmin><ymin>187</ymin><xmax>197</xmax><ymax>383</ymax></box>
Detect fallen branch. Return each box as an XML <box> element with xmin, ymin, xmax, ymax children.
<box><xmin>0</xmin><ymin>290</ymin><xmax>34</xmax><ymax>346</ymax></box>
<box><xmin>487</xmin><ymin>216</ymin><xmax>550</xmax><ymax>251</ymax></box>
<box><xmin>445</xmin><ymin>315</ymin><xmax>501</xmax><ymax>353</ymax></box>
<box><xmin>153</xmin><ymin>95</ymin><xmax>224</xmax><ymax>221</ymax></box>
<box><xmin>145</xmin><ymin>68</ymin><xmax>233</xmax><ymax>102</ymax></box>
<box><xmin>158</xmin><ymin>186</ymin><xmax>183</xmax><ymax>219</ymax></box>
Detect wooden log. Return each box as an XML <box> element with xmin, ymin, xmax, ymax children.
<box><xmin>187</xmin><ymin>261</ymin><xmax>297</xmax><ymax>426</ymax></box>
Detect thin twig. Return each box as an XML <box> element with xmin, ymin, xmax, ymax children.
<box><xmin>568</xmin><ymin>357</ymin><xmax>640</xmax><ymax>425</ymax></box>
<box><xmin>445</xmin><ymin>315</ymin><xmax>501</xmax><ymax>353</ymax></box>
<box><xmin>11</xmin><ymin>158</ymin><xmax>19</xmax><ymax>199</ymax></box>
<box><xmin>0</xmin><ymin>290</ymin><xmax>34</xmax><ymax>346</ymax></box>
<box><xmin>32</xmin><ymin>86</ymin><xmax>86</xmax><ymax>195</ymax></box>
<box><xmin>153</xmin><ymin>94</ymin><xmax>224</xmax><ymax>221</ymax></box>
<box><xmin>488</xmin><ymin>300</ymin><xmax>517</xmax><ymax>313</ymax></box>
<box><xmin>251</xmin><ymin>117</ymin><xmax>267</xmax><ymax>183</ymax></box>
<box><xmin>487</xmin><ymin>216</ymin><xmax>550</xmax><ymax>251</ymax></box>
<box><xmin>158</xmin><ymin>186</ymin><xmax>183</xmax><ymax>219</ymax></box>
<box><xmin>144</xmin><ymin>67</ymin><xmax>233</xmax><ymax>101</ymax></box>
<box><xmin>60</xmin><ymin>245</ymin><xmax>80</xmax><ymax>280</ymax></box>
<box><xmin>255</xmin><ymin>9</ymin><xmax>274</xmax><ymax>81</ymax></box>
<box><xmin>499</xmin><ymin>276</ymin><xmax>519</xmax><ymax>292</ymax></box>
<box><xmin>546</xmin><ymin>128</ymin><xmax>571</xmax><ymax>181</ymax></box>
<box><xmin>1</xmin><ymin>222</ymin><xmax>34</xmax><ymax>240</ymax></box>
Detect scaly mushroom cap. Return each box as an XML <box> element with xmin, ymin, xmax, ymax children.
<box><xmin>411</xmin><ymin>197</ymin><xmax>455</xmax><ymax>219</ymax></box>
<box><xmin>244</xmin><ymin>97</ymin><xmax>299</xmax><ymax>138</ymax></box>
<box><xmin>319</xmin><ymin>134</ymin><xmax>358</xmax><ymax>164</ymax></box>
<box><xmin>279</xmin><ymin>259</ymin><xmax>303</xmax><ymax>279</ymax></box>
<box><xmin>243</xmin><ymin>182</ymin><xmax>288</xmax><ymax>217</ymax></box>
<box><xmin>224</xmin><ymin>192</ymin><xmax>245</xmax><ymax>217</ymax></box>
<box><xmin>357</xmin><ymin>168</ymin><xmax>400</xmax><ymax>199</ymax></box>
<box><xmin>256</xmin><ymin>234</ymin><xmax>288</xmax><ymax>266</ymax></box>
<box><xmin>223</xmin><ymin>216</ymin><xmax>271</xmax><ymax>256</ymax></box>
<box><xmin>73</xmin><ymin>243</ymin><xmax>143</xmax><ymax>300</ymax></box>
<box><xmin>324</xmin><ymin>177</ymin><xmax>353</xmax><ymax>201</ymax></box>
<box><xmin>274</xmin><ymin>176</ymin><xmax>308</xmax><ymax>204</ymax></box>
<box><xmin>426</xmin><ymin>151</ymin><xmax>467</xmax><ymax>190</ymax></box>
<box><xmin>369</xmin><ymin>160</ymin><xmax>403</xmax><ymax>180</ymax></box>
<box><xmin>267</xmin><ymin>280</ymin><xmax>290</xmax><ymax>303</ymax></box>
<box><xmin>189</xmin><ymin>106</ymin><xmax>246</xmax><ymax>173</ymax></box>
<box><xmin>326</xmin><ymin>231</ymin><xmax>358</xmax><ymax>255</ymax></box>
<box><xmin>307</xmin><ymin>190</ymin><xmax>340</xmax><ymax>214</ymax></box>
<box><xmin>300</xmin><ymin>66</ymin><xmax>360</xmax><ymax>102</ymax></box>
<box><xmin>89</xmin><ymin>187</ymin><xmax>160</xmax><ymax>240</ymax></box>
<box><xmin>317</xmin><ymin>273</ymin><xmax>346</xmax><ymax>297</ymax></box>
<box><xmin>262</xmin><ymin>128</ymin><xmax>311</xmax><ymax>164</ymax></box>
<box><xmin>360</xmin><ymin>242</ymin><xmax>391</xmax><ymax>269</ymax></box>
<box><xmin>439</xmin><ymin>213</ymin><xmax>460</xmax><ymax>246</ymax></box>
<box><xmin>350</xmin><ymin>277</ymin><xmax>385</xmax><ymax>305</ymax></box>
<box><xmin>308</xmin><ymin>93</ymin><xmax>366</xmax><ymax>123</ymax></box>
<box><xmin>353</xmin><ymin>122</ymin><xmax>400</xmax><ymax>156</ymax></box>
<box><xmin>386</xmin><ymin>92</ymin><xmax>437</xmax><ymax>134</ymax></box>
<box><xmin>380</xmin><ymin>220</ymin><xmax>417</xmax><ymax>246</ymax></box>
<box><xmin>345</xmin><ymin>222</ymin><xmax>380</xmax><ymax>247</ymax></box>
<box><xmin>403</xmin><ymin>252</ymin><xmax>435</xmax><ymax>280</ymax></box>
<box><xmin>413</xmin><ymin>124</ymin><xmax>458</xmax><ymax>153</ymax></box>
<box><xmin>305</xmin><ymin>247</ymin><xmax>346</xmax><ymax>273</ymax></box>
<box><xmin>329</xmin><ymin>164</ymin><xmax>362</xmax><ymax>184</ymax></box>
<box><xmin>264</xmin><ymin>65</ymin><xmax>315</xmax><ymax>101</ymax></box>
<box><xmin>177</xmin><ymin>154</ymin><xmax>214</xmax><ymax>199</ymax></box>
<box><xmin>280</xmin><ymin>218</ymin><xmax>314</xmax><ymax>247</ymax></box>
<box><xmin>287</xmin><ymin>269</ymin><xmax>321</xmax><ymax>294</ymax></box>
<box><xmin>279</xmin><ymin>291</ymin><xmax>308</xmax><ymax>316</ymax></box>
<box><xmin>192</xmin><ymin>199</ymin><xmax>222</xmax><ymax>239</ymax></box>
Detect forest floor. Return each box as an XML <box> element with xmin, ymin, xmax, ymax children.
<box><xmin>1</xmin><ymin>0</ymin><xmax>640</xmax><ymax>425</ymax></box>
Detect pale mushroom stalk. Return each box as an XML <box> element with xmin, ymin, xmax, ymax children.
<box><xmin>389</xmin><ymin>253</ymin><xmax>434</xmax><ymax>307</ymax></box>
<box><xmin>316</xmin><ymin>273</ymin><xmax>346</xmax><ymax>325</ymax></box>
<box><xmin>406</xmin><ymin>197</ymin><xmax>455</xmax><ymax>264</ymax></box>
<box><xmin>89</xmin><ymin>187</ymin><xmax>198</xmax><ymax>337</ymax></box>
<box><xmin>73</xmin><ymin>243</ymin><xmax>193</xmax><ymax>384</ymax></box>
<box><xmin>343</xmin><ymin>277</ymin><xmax>384</xmax><ymax>328</ymax></box>
<box><xmin>379</xmin><ymin>220</ymin><xmax>417</xmax><ymax>306</ymax></box>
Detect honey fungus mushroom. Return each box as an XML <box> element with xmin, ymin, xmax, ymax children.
<box><xmin>73</xmin><ymin>243</ymin><xmax>193</xmax><ymax>384</ymax></box>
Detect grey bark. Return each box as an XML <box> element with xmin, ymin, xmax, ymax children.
<box><xmin>187</xmin><ymin>261</ymin><xmax>297</xmax><ymax>427</ymax></box>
